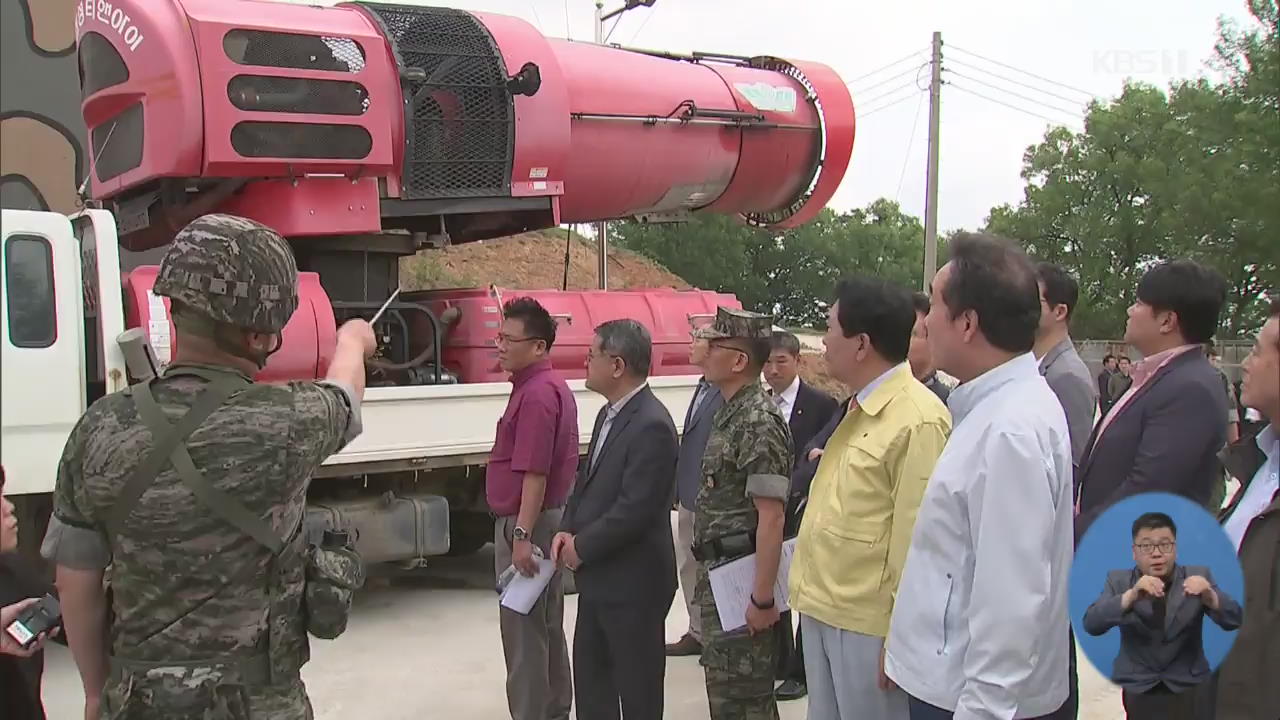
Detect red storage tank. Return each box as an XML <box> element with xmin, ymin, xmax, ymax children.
<box><xmin>123</xmin><ymin>266</ymin><xmax>338</xmax><ymax>383</ymax></box>
<box><xmin>408</xmin><ymin>287</ymin><xmax>744</xmax><ymax>384</ymax></box>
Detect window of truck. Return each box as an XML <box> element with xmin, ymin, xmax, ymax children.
<box><xmin>4</xmin><ymin>234</ymin><xmax>57</xmax><ymax>348</ymax></box>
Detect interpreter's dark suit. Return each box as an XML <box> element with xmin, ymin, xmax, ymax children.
<box><xmin>1082</xmin><ymin>564</ymin><xmax>1242</xmax><ymax>696</ymax></box>
<box><xmin>1075</xmin><ymin>350</ymin><xmax>1229</xmax><ymax>539</ymax></box>
<box><xmin>561</xmin><ymin>386</ymin><xmax>679</xmax><ymax>720</ymax></box>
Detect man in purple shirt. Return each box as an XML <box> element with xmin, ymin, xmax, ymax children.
<box><xmin>489</xmin><ymin>296</ymin><xmax>579</xmax><ymax>720</ymax></box>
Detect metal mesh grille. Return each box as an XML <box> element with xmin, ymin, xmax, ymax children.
<box><xmin>79</xmin><ymin>31</ymin><xmax>130</xmax><ymax>99</ymax></box>
<box><xmin>357</xmin><ymin>3</ymin><xmax>513</xmax><ymax>198</ymax></box>
<box><xmin>230</xmin><ymin>121</ymin><xmax>372</xmax><ymax>159</ymax></box>
<box><xmin>228</xmin><ymin>75</ymin><xmax>370</xmax><ymax>115</ymax></box>
<box><xmin>224</xmin><ymin>29</ymin><xmax>366</xmax><ymax>73</ymax></box>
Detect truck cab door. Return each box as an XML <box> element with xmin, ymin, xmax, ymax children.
<box><xmin>0</xmin><ymin>210</ymin><xmax>87</xmax><ymax>496</ymax></box>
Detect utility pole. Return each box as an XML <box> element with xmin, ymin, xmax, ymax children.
<box><xmin>922</xmin><ymin>31</ymin><xmax>942</xmax><ymax>292</ymax></box>
<box><xmin>591</xmin><ymin>1</ymin><xmax>655</xmax><ymax>290</ymax></box>
<box><xmin>593</xmin><ymin>1</ymin><xmax>608</xmax><ymax>289</ymax></box>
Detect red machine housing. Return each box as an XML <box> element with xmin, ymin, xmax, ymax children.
<box><xmin>76</xmin><ymin>0</ymin><xmax>856</xmax><ymax>250</ymax></box>
<box><xmin>410</xmin><ymin>287</ymin><xmax>742</xmax><ymax>383</ymax></box>
<box><xmin>122</xmin><ymin>266</ymin><xmax>338</xmax><ymax>382</ymax></box>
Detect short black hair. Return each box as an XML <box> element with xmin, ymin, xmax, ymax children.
<box><xmin>1204</xmin><ymin>342</ymin><xmax>1219</xmax><ymax>358</ymax></box>
<box><xmin>1135</xmin><ymin>259</ymin><xmax>1227</xmax><ymax>344</ymax></box>
<box><xmin>722</xmin><ymin>337</ymin><xmax>772</xmax><ymax>372</ymax></box>
<box><xmin>595</xmin><ymin>319</ymin><xmax>652</xmax><ymax>377</ymax></box>
<box><xmin>770</xmin><ymin>331</ymin><xmax>801</xmax><ymax>357</ymax></box>
<box><xmin>1118</xmin><ymin>355</ymin><xmax>1131</xmax><ymax>363</ymax></box>
<box><xmin>911</xmin><ymin>291</ymin><xmax>930</xmax><ymax>316</ymax></box>
<box><xmin>1035</xmin><ymin>262</ymin><xmax>1080</xmax><ymax>320</ymax></box>
<box><xmin>1132</xmin><ymin>511</ymin><xmax>1177</xmax><ymax>539</ymax></box>
<box><xmin>503</xmin><ymin>296</ymin><xmax>557</xmax><ymax>351</ymax></box>
<box><xmin>833</xmin><ymin>275</ymin><xmax>915</xmax><ymax>363</ymax></box>
<box><xmin>1102</xmin><ymin>353</ymin><xmax>1116</xmax><ymax>364</ymax></box>
<box><xmin>942</xmin><ymin>232</ymin><xmax>1041</xmax><ymax>353</ymax></box>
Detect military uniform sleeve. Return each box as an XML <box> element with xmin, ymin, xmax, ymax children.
<box><xmin>41</xmin><ymin>415</ymin><xmax>111</xmax><ymax>570</ymax></box>
<box><xmin>740</xmin><ymin>414</ymin><xmax>793</xmax><ymax>501</ymax></box>
<box><xmin>290</xmin><ymin>380</ymin><xmax>361</xmax><ymax>473</ymax></box>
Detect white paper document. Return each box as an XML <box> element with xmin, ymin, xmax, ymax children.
<box><xmin>499</xmin><ymin>557</ymin><xmax>557</xmax><ymax>615</ymax></box>
<box><xmin>708</xmin><ymin>537</ymin><xmax>798</xmax><ymax>632</ymax></box>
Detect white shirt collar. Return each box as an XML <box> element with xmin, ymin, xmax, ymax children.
<box><xmin>778</xmin><ymin>374</ymin><xmax>801</xmax><ymax>405</ymax></box>
<box><xmin>608</xmin><ymin>382</ymin><xmax>648</xmax><ymax>416</ymax></box>
<box><xmin>947</xmin><ymin>352</ymin><xmax>1040</xmax><ymax>425</ymax></box>
<box><xmin>1258</xmin><ymin>423</ymin><xmax>1279</xmax><ymax>459</ymax></box>
<box><xmin>856</xmin><ymin>363</ymin><xmax>906</xmax><ymax>406</ymax></box>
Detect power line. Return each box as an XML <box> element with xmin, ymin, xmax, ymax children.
<box><xmin>949</xmin><ymin>83</ymin><xmax>1083</xmax><ymax>129</ymax></box>
<box><xmin>859</xmin><ymin>89</ymin><xmax>926</xmax><ymax>119</ymax></box>
<box><xmin>627</xmin><ymin>8</ymin><xmax>654</xmax><ymax>45</ymax></box>
<box><xmin>948</xmin><ymin>57</ymin><xmax>1094</xmax><ymax>108</ymax></box>
<box><xmin>896</xmin><ymin>90</ymin><xmax>927</xmax><ymax>201</ymax></box>
<box><xmin>852</xmin><ymin>63</ymin><xmax>927</xmax><ymax>94</ymax></box>
<box><xmin>855</xmin><ymin>80</ymin><xmax>919</xmax><ymax>107</ymax></box>
<box><xmin>604</xmin><ymin>12</ymin><xmax>623</xmax><ymax>43</ymax></box>
<box><xmin>527</xmin><ymin>0</ymin><xmax>544</xmax><ymax>31</ymax></box>
<box><xmin>847</xmin><ymin>48</ymin><xmax>930</xmax><ymax>85</ymax></box>
<box><xmin>946</xmin><ymin>70</ymin><xmax>1084</xmax><ymax>118</ymax></box>
<box><xmin>949</xmin><ymin>44</ymin><xmax>1099</xmax><ymax>99</ymax></box>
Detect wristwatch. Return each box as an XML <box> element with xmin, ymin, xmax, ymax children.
<box><xmin>512</xmin><ymin>526</ymin><xmax>530</xmax><ymax>542</ymax></box>
<box><xmin>750</xmin><ymin>594</ymin><xmax>776</xmax><ymax>610</ymax></box>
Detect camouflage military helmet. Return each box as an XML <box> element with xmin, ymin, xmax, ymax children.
<box><xmin>695</xmin><ymin>306</ymin><xmax>774</xmax><ymax>341</ymax></box>
<box><xmin>153</xmin><ymin>214</ymin><xmax>299</xmax><ymax>334</ymax></box>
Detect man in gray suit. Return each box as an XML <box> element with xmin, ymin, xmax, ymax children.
<box><xmin>554</xmin><ymin>320</ymin><xmax>679</xmax><ymax>720</ymax></box>
<box><xmin>1082</xmin><ymin>512</ymin><xmax>1241</xmax><ymax>720</ymax></box>
<box><xmin>666</xmin><ymin>325</ymin><xmax>725</xmax><ymax>657</ymax></box>
<box><xmin>1034</xmin><ymin>262</ymin><xmax>1098</xmax><ymax>473</ymax></box>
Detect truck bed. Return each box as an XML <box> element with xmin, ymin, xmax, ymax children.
<box><xmin>316</xmin><ymin>375</ymin><xmax>702</xmax><ymax>476</ymax></box>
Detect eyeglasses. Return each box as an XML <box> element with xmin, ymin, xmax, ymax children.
<box><xmin>708</xmin><ymin>342</ymin><xmax>747</xmax><ymax>357</ymax></box>
<box><xmin>585</xmin><ymin>349</ymin><xmax>619</xmax><ymax>363</ymax></box>
<box><xmin>1134</xmin><ymin>541</ymin><xmax>1175</xmax><ymax>555</ymax></box>
<box><xmin>495</xmin><ymin>333</ymin><xmax>541</xmax><ymax>346</ymax></box>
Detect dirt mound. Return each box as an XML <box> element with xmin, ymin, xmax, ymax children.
<box><xmin>401</xmin><ymin>231</ymin><xmax>847</xmax><ymax>394</ymax></box>
<box><xmin>799</xmin><ymin>353</ymin><xmax>849</xmax><ymax>402</ymax></box>
<box><xmin>401</xmin><ymin>230</ymin><xmax>691</xmax><ymax>291</ymax></box>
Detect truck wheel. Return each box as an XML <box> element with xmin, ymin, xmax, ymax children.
<box><xmin>446</xmin><ymin>512</ymin><xmax>491</xmax><ymax>556</ymax></box>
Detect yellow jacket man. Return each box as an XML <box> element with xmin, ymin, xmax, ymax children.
<box><xmin>788</xmin><ymin>276</ymin><xmax>951</xmax><ymax>720</ymax></box>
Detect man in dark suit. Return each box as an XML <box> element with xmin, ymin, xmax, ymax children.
<box><xmin>666</xmin><ymin>327</ymin><xmax>724</xmax><ymax>657</ymax></box>
<box><xmin>1082</xmin><ymin>512</ymin><xmax>1241</xmax><ymax>720</ymax></box>
<box><xmin>762</xmin><ymin>330</ymin><xmax>839</xmax><ymax>701</ymax></box>
<box><xmin>1098</xmin><ymin>354</ymin><xmax>1117</xmax><ymax>415</ymax></box>
<box><xmin>553</xmin><ymin>319</ymin><xmax>679</xmax><ymax>720</ymax></box>
<box><xmin>1075</xmin><ymin>259</ymin><xmax>1230</xmax><ymax>537</ymax></box>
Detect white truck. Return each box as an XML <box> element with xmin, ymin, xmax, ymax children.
<box><xmin>0</xmin><ymin>0</ymin><xmax>854</xmax><ymax>568</ymax></box>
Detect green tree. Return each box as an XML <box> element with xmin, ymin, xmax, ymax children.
<box><xmin>613</xmin><ymin>200</ymin><xmax>931</xmax><ymax>328</ymax></box>
<box><xmin>987</xmin><ymin>1</ymin><xmax>1279</xmax><ymax>340</ymax></box>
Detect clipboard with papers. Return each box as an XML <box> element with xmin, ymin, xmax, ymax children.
<box><xmin>707</xmin><ymin>537</ymin><xmax>798</xmax><ymax>632</ymax></box>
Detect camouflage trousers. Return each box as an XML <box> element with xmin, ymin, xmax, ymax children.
<box><xmin>100</xmin><ymin>664</ymin><xmax>312</xmax><ymax>720</ymax></box>
<box><xmin>695</xmin><ymin>564</ymin><xmax>780</xmax><ymax>720</ymax></box>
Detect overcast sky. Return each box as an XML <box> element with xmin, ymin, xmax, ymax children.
<box><xmin>286</xmin><ymin>0</ymin><xmax>1258</xmax><ymax>231</ymax></box>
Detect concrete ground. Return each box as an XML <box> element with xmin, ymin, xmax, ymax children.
<box><xmin>40</xmin><ymin>513</ymin><xmax>1126</xmax><ymax>719</ymax></box>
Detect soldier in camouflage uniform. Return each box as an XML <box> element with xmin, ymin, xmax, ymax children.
<box><xmin>40</xmin><ymin>214</ymin><xmax>376</xmax><ymax>719</ymax></box>
<box><xmin>692</xmin><ymin>307</ymin><xmax>794</xmax><ymax>720</ymax></box>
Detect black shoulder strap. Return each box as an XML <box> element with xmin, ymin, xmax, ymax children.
<box><xmin>107</xmin><ymin>372</ymin><xmax>284</xmax><ymax>554</ymax></box>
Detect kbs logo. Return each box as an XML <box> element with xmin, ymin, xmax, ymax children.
<box><xmin>76</xmin><ymin>0</ymin><xmax>145</xmax><ymax>52</ymax></box>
